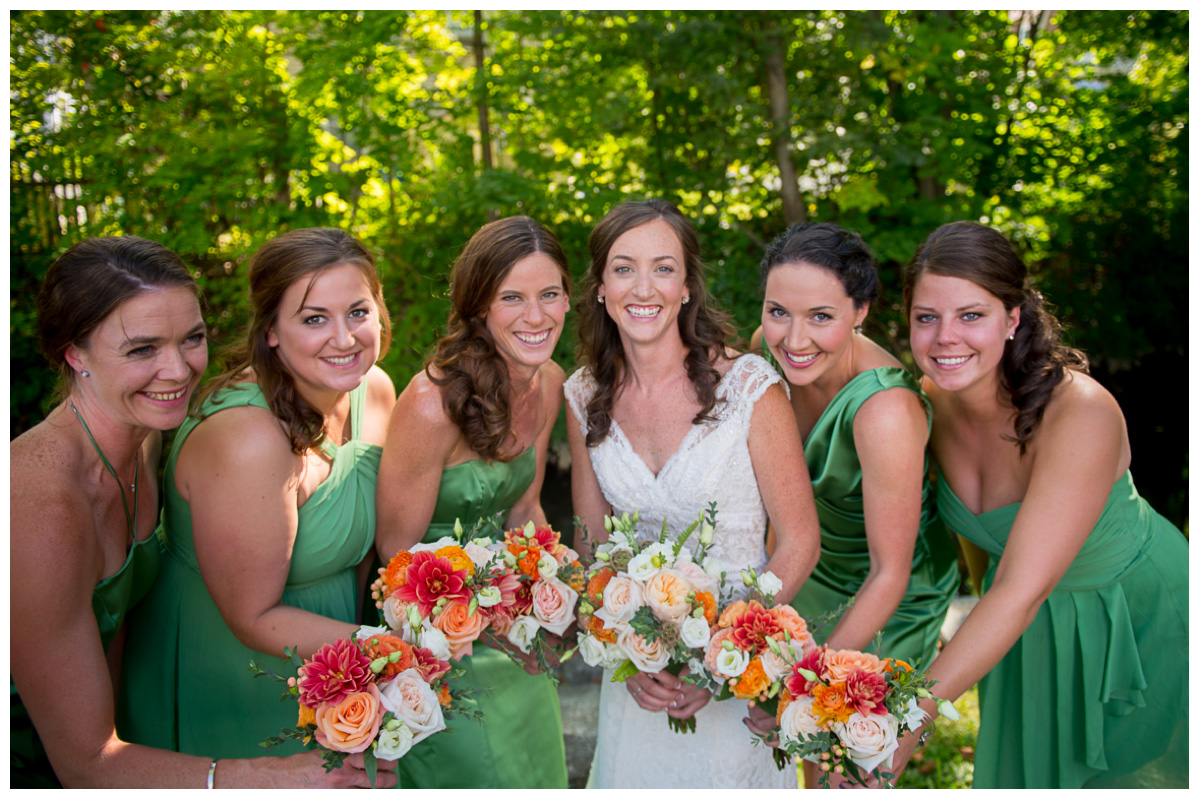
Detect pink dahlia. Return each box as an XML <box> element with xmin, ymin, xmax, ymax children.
<box><xmin>785</xmin><ymin>645</ymin><xmax>828</xmax><ymax>698</ymax></box>
<box><xmin>729</xmin><ymin>601</ymin><xmax>784</xmax><ymax>653</ymax></box>
<box><xmin>297</xmin><ymin>638</ymin><xmax>373</xmax><ymax>707</ymax></box>
<box><xmin>411</xmin><ymin>646</ymin><xmax>451</xmax><ymax>683</ymax></box>
<box><xmin>395</xmin><ymin>550</ymin><xmax>469</xmax><ymax>617</ymax></box>
<box><xmin>844</xmin><ymin>668</ymin><xmax>889</xmax><ymax>716</ymax></box>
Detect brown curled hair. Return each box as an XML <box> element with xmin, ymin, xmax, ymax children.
<box><xmin>197</xmin><ymin>228</ymin><xmax>392</xmax><ymax>455</ymax></box>
<box><xmin>903</xmin><ymin>221</ymin><xmax>1088</xmax><ymax>454</ymax></box>
<box><xmin>578</xmin><ymin>199</ymin><xmax>736</xmax><ymax>448</ymax></box>
<box><xmin>426</xmin><ymin>216</ymin><xmax>570</xmax><ymax>462</ymax></box>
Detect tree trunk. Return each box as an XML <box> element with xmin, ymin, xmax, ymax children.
<box><xmin>764</xmin><ymin>32</ymin><xmax>806</xmax><ymax>225</ymax></box>
<box><xmin>473</xmin><ymin>10</ymin><xmax>496</xmax><ymax>221</ymax></box>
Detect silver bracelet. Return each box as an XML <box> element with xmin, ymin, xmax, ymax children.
<box><xmin>916</xmin><ymin>725</ymin><xmax>933</xmax><ymax>747</ymax></box>
<box><xmin>207</xmin><ymin>759</ymin><xmax>218</xmax><ymax>790</ymax></box>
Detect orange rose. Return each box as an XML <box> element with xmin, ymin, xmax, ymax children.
<box><xmin>718</xmin><ymin>599</ymin><xmax>748</xmax><ymax>628</ymax></box>
<box><xmin>384</xmin><ymin>551</ymin><xmax>414</xmax><ymax>593</ymax></box>
<box><xmin>810</xmin><ymin>681</ymin><xmax>853</xmax><ymax>726</ymax></box>
<box><xmin>314</xmin><ymin>684</ymin><xmax>383</xmax><ymax>754</ymax></box>
<box><xmin>825</xmin><ymin>649</ymin><xmax>886</xmax><ymax>682</ymax></box>
<box><xmin>770</xmin><ymin>605</ymin><xmax>815</xmax><ymax>653</ymax></box>
<box><xmin>433</xmin><ymin>600</ymin><xmax>488</xmax><ymax>660</ymax></box>
<box><xmin>731</xmin><ymin>657</ymin><xmax>770</xmax><ymax>700</ymax></box>
<box><xmin>586</xmin><ymin>567</ymin><xmax>616</xmax><ymax>604</ymax></box>
<box><xmin>435</xmin><ymin>545</ymin><xmax>473</xmax><ymax>574</ymax></box>
<box><xmin>695</xmin><ymin>591</ymin><xmax>717</xmax><ymax>626</ymax></box>
<box><xmin>297</xmin><ymin>702</ymin><xmax>317</xmax><ymax>728</ymax></box>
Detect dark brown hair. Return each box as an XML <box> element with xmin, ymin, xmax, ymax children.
<box><xmin>426</xmin><ymin>216</ymin><xmax>570</xmax><ymax>462</ymax></box>
<box><xmin>903</xmin><ymin>221</ymin><xmax>1088</xmax><ymax>454</ymax></box>
<box><xmin>36</xmin><ymin>236</ymin><xmax>197</xmax><ymax>404</ymax></box>
<box><xmin>198</xmin><ymin>228</ymin><xmax>392</xmax><ymax>454</ymax></box>
<box><xmin>578</xmin><ymin>199</ymin><xmax>736</xmax><ymax>447</ymax></box>
<box><xmin>761</xmin><ymin>222</ymin><xmax>879</xmax><ymax>308</ymax></box>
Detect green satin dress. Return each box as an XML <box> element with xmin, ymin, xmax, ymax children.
<box><xmin>784</xmin><ymin>365</ymin><xmax>959</xmax><ymax>668</ymax></box>
<box><xmin>116</xmin><ymin>382</ymin><xmax>379</xmax><ymax>758</ymax></box>
<box><xmin>940</xmin><ymin>471</ymin><xmax>1188</xmax><ymax>788</ymax></box>
<box><xmin>12</xmin><ymin>533</ymin><xmax>162</xmax><ymax>788</ymax></box>
<box><xmin>393</xmin><ymin>445</ymin><xmax>568</xmax><ymax>789</ymax></box>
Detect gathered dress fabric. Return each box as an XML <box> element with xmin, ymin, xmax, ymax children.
<box><xmin>116</xmin><ymin>381</ymin><xmax>378</xmax><ymax>758</ymax></box>
<box><xmin>391</xmin><ymin>443</ymin><xmax>568</xmax><ymax>788</ymax></box>
<box><xmin>565</xmin><ymin>354</ymin><xmax>798</xmax><ymax>789</ymax></box>
<box><xmin>780</xmin><ymin>364</ymin><xmax>959</xmax><ymax>669</ymax></box>
<box><xmin>939</xmin><ymin>471</ymin><xmax>1188</xmax><ymax>788</ymax></box>
<box><xmin>12</xmin><ymin>531</ymin><xmax>161</xmax><ymax>787</ymax></box>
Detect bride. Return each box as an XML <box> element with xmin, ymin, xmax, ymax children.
<box><xmin>565</xmin><ymin>199</ymin><xmax>821</xmax><ymax>788</ymax></box>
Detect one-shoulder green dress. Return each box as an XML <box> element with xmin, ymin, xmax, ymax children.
<box><xmin>784</xmin><ymin>366</ymin><xmax>959</xmax><ymax>668</ymax></box>
<box><xmin>117</xmin><ymin>382</ymin><xmax>379</xmax><ymax>758</ymax></box>
<box><xmin>393</xmin><ymin>445</ymin><xmax>568</xmax><ymax>789</ymax></box>
<box><xmin>939</xmin><ymin>471</ymin><xmax>1188</xmax><ymax>788</ymax></box>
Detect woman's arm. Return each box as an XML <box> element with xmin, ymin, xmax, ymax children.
<box><xmin>565</xmin><ymin>395</ymin><xmax>611</xmax><ymax>558</ymax></box>
<box><xmin>821</xmin><ymin>387</ymin><xmax>928</xmax><ymax>652</ymax></box>
<box><xmin>750</xmin><ymin>381</ymin><xmax>821</xmax><ymax>604</ymax></box>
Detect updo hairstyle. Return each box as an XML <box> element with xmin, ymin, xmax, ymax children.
<box><xmin>760</xmin><ymin>222</ymin><xmax>879</xmax><ymax>308</ymax></box>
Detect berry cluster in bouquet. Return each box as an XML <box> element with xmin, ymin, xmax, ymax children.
<box><xmin>775</xmin><ymin>643</ymin><xmax>959</xmax><ymax>787</ymax></box>
<box><xmin>249</xmin><ymin>627</ymin><xmax>472</xmax><ymax>786</ymax></box>
<box><xmin>575</xmin><ymin>504</ymin><xmax>729</xmax><ymax>734</ymax></box>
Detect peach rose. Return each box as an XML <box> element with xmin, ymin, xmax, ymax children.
<box><xmin>771</xmin><ymin>605</ymin><xmax>815</xmax><ymax>654</ymax></box>
<box><xmin>760</xmin><ymin>646</ymin><xmax>791</xmax><ymax>683</ymax></box>
<box><xmin>595</xmin><ymin>575</ymin><xmax>644</xmax><ymax>629</ymax></box>
<box><xmin>644</xmin><ymin>569</ymin><xmax>693</xmax><ymax>622</ymax></box>
<box><xmin>704</xmin><ymin>627</ymin><xmax>736</xmax><ymax>679</ymax></box>
<box><xmin>313</xmin><ymin>684</ymin><xmax>383</xmax><ymax>754</ymax></box>
<box><xmin>825</xmin><ymin>649</ymin><xmax>886</xmax><ymax>682</ymax></box>
<box><xmin>617</xmin><ymin>628</ymin><xmax>670</xmax><ymax>673</ymax></box>
<box><xmin>532</xmin><ymin>578</ymin><xmax>580</xmax><ymax>635</ymax></box>
<box><xmin>433</xmin><ymin>600</ymin><xmax>488</xmax><ymax>660</ymax></box>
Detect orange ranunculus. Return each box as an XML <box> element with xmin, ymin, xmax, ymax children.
<box><xmin>586</xmin><ymin>567</ymin><xmax>616</xmax><ymax>605</ymax></box>
<box><xmin>362</xmin><ymin>633</ymin><xmax>413</xmax><ymax>681</ymax></box>
<box><xmin>313</xmin><ymin>685</ymin><xmax>384</xmax><ymax>754</ymax></box>
<box><xmin>776</xmin><ymin>688</ymin><xmax>793</xmax><ymax>724</ymax></box>
<box><xmin>384</xmin><ymin>551</ymin><xmax>414</xmax><ymax>592</ymax></box>
<box><xmin>433</xmin><ymin>600</ymin><xmax>488</xmax><ymax>660</ymax></box>
<box><xmin>885</xmin><ymin>657</ymin><xmax>913</xmax><ymax>675</ymax></box>
<box><xmin>437</xmin><ymin>684</ymin><xmax>452</xmax><ymax>707</ymax></box>
<box><xmin>566</xmin><ymin>562</ymin><xmax>586</xmax><ymax>593</ymax></box>
<box><xmin>586</xmin><ymin>614</ymin><xmax>618</xmax><ymax>644</ymax></box>
<box><xmin>811</xmin><ymin>681</ymin><xmax>853</xmax><ymax>727</ymax></box>
<box><xmin>297</xmin><ymin>702</ymin><xmax>317</xmax><ymax>728</ymax></box>
<box><xmin>731</xmin><ymin>657</ymin><xmax>770</xmax><ymax>700</ymax></box>
<box><xmin>508</xmin><ymin>543</ymin><xmax>543</xmax><ymax>579</ymax></box>
<box><xmin>718</xmin><ymin>599</ymin><xmax>748</xmax><ymax>628</ymax></box>
<box><xmin>824</xmin><ymin>649</ymin><xmax>886</xmax><ymax>682</ymax></box>
<box><xmin>435</xmin><ymin>545</ymin><xmax>473</xmax><ymax>574</ymax></box>
<box><xmin>694</xmin><ymin>591</ymin><xmax>717</xmax><ymax>626</ymax></box>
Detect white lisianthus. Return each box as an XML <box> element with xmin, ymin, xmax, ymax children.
<box><xmin>701</xmin><ymin>556</ymin><xmax>733</xmax><ymax>582</ymax></box>
<box><xmin>698</xmin><ymin>520</ymin><xmax>715</xmax><ymax>546</ymax></box>
<box><xmin>354</xmin><ymin>624</ymin><xmax>390</xmax><ymax>642</ymax></box>
<box><xmin>686</xmin><ymin>656</ymin><xmax>709</xmax><ymax>681</ymax></box>
<box><xmin>778</xmin><ymin>695</ymin><xmax>822</xmax><ymax>746</ymax></box>
<box><xmin>410</xmin><ymin>536</ymin><xmax>458</xmax><ymax>554</ymax></box>
<box><xmin>901</xmin><ymin>697</ymin><xmax>928</xmax><ymax>732</ymax></box>
<box><xmin>680</xmin><ymin>616</ymin><xmax>712</xmax><ymax>649</ymax></box>
<box><xmin>577</xmin><ymin>633</ymin><xmax>609</xmax><ymax>668</ymax></box>
<box><xmin>715</xmin><ymin>646</ymin><xmax>750</xmax><ymax>678</ymax></box>
<box><xmin>416</xmin><ymin>626</ymin><xmax>451</xmax><ymax>661</ymax></box>
<box><xmin>536</xmin><ymin>552</ymin><xmax>559</xmax><ymax>580</ymax></box>
<box><xmin>833</xmin><ymin>712</ymin><xmax>900</xmax><ymax>773</ymax></box>
<box><xmin>476</xmin><ymin>585</ymin><xmax>503</xmax><ymax>608</ymax></box>
<box><xmin>507</xmin><ymin>615</ymin><xmax>541</xmax><ymax>654</ymax></box>
<box><xmin>625</xmin><ymin>552</ymin><xmax>659</xmax><ymax>582</ymax></box>
<box><xmin>374</xmin><ymin>721</ymin><xmax>415</xmax><ymax>760</ymax></box>
<box><xmin>757</xmin><ymin>570</ymin><xmax>784</xmax><ymax>598</ymax></box>
<box><xmin>642</xmin><ymin>541</ymin><xmax>675</xmax><ymax>566</ymax></box>
<box><xmin>937</xmin><ymin>698</ymin><xmax>961</xmax><ymax>722</ymax></box>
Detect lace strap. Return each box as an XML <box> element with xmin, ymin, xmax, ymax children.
<box><xmin>725</xmin><ymin>354</ymin><xmax>786</xmax><ymax>428</ymax></box>
<box><xmin>563</xmin><ymin>367</ymin><xmax>596</xmax><ymax>437</ymax></box>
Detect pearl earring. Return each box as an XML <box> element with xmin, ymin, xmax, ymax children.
<box><xmin>681</xmin><ymin>295</ymin><xmax>690</xmax><ymax>305</ymax></box>
<box><xmin>597</xmin><ymin>295</ymin><xmax>604</xmax><ymax>304</ymax></box>
<box><xmin>81</xmin><ymin>370</ymin><xmax>90</xmax><ymax>378</ymax></box>
<box><xmin>853</xmin><ymin>326</ymin><xmax>863</xmax><ymax>336</ymax></box>
<box><xmin>1007</xmin><ymin>333</ymin><xmax>1015</xmax><ymax>341</ymax></box>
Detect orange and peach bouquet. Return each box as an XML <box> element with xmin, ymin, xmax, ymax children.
<box><xmin>250</xmin><ymin>627</ymin><xmax>468</xmax><ymax>785</ymax></box>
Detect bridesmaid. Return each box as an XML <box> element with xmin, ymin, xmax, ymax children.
<box><xmin>118</xmin><ymin>228</ymin><xmax>397</xmax><ymax>758</ymax></box>
<box><xmin>749</xmin><ymin>223</ymin><xmax>958</xmax><ymax>666</ymax></box>
<box><xmin>880</xmin><ymin>222</ymin><xmax>1188</xmax><ymax>788</ymax></box>
<box><xmin>375</xmin><ymin>216</ymin><xmax>570</xmax><ymax>788</ymax></box>
<box><xmin>11</xmin><ymin>236</ymin><xmax>391</xmax><ymax>787</ymax></box>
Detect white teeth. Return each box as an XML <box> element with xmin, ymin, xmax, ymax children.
<box><xmin>323</xmin><ymin>354</ymin><xmax>356</xmax><ymax>366</ymax></box>
<box><xmin>784</xmin><ymin>351</ymin><xmax>818</xmax><ymax>365</ymax></box>
<box><xmin>144</xmin><ymin>389</ymin><xmax>186</xmax><ymax>401</ymax></box>
<box><xmin>934</xmin><ymin>356</ymin><xmax>970</xmax><ymax>366</ymax></box>
<box><xmin>515</xmin><ymin>330</ymin><xmax>550</xmax><ymax>345</ymax></box>
<box><xmin>628</xmin><ymin>306</ymin><xmax>660</xmax><ymax>318</ymax></box>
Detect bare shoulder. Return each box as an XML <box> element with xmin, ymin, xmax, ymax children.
<box><xmin>538</xmin><ymin>359</ymin><xmax>566</xmax><ymax>401</ymax></box>
<box><xmin>183</xmin><ymin>402</ymin><xmax>294</xmax><ymax>468</ymax></box>
<box><xmin>365</xmin><ymin>364</ymin><xmax>397</xmax><ymax>407</ymax></box>
<box><xmin>11</xmin><ymin>429</ymin><xmax>99</xmax><ymax>575</ymax></box>
<box><xmin>855</xmin><ymin>335</ymin><xmax>905</xmax><ymax>371</ymax></box>
<box><xmin>1039</xmin><ymin>370</ymin><xmax>1125</xmax><ymax>441</ymax></box>
<box><xmin>855</xmin><ymin>382</ymin><xmax>927</xmax><ymax>434</ymax></box>
<box><xmin>394</xmin><ymin>369</ymin><xmax>456</xmax><ymax>432</ymax></box>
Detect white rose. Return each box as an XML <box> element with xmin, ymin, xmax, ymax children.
<box><xmin>616</xmin><ymin>627</ymin><xmax>670</xmax><ymax>673</ymax></box>
<box><xmin>354</xmin><ymin>624</ymin><xmax>390</xmax><ymax>642</ymax></box>
<box><xmin>464</xmin><ymin>542</ymin><xmax>496</xmax><ymax>569</ymax></box>
<box><xmin>625</xmin><ymin>552</ymin><xmax>659</xmax><ymax>582</ymax></box>
<box><xmin>679</xmin><ymin>616</ymin><xmax>712</xmax><ymax>649</ymax></box>
<box><xmin>833</xmin><ymin>712</ymin><xmax>900</xmax><ymax>773</ymax></box>
<box><xmin>374</xmin><ymin>721</ymin><xmax>414</xmax><ymax>760</ymax></box>
<box><xmin>778</xmin><ymin>695</ymin><xmax>822</xmax><ymax>746</ymax></box>
<box><xmin>757</xmin><ymin>570</ymin><xmax>784</xmax><ymax>598</ymax></box>
<box><xmin>577</xmin><ymin>633</ymin><xmax>609</xmax><ymax>668</ymax></box>
<box><xmin>901</xmin><ymin>697</ymin><xmax>928</xmax><ymax>732</ymax></box>
<box><xmin>416</xmin><ymin>626</ymin><xmax>451</xmax><ymax>661</ymax></box>
<box><xmin>594</xmin><ymin>576</ymin><xmax>644</xmax><ymax>628</ymax></box>
<box><xmin>536</xmin><ymin>552</ymin><xmax>559</xmax><ymax>580</ymax></box>
<box><xmin>410</xmin><ymin>536</ymin><xmax>458</xmax><ymax>554</ymax></box>
<box><xmin>715</xmin><ymin>646</ymin><xmax>750</xmax><ymax>678</ymax></box>
<box><xmin>476</xmin><ymin>585</ymin><xmax>502</xmax><ymax>608</ymax></box>
<box><xmin>507</xmin><ymin>614</ymin><xmax>540</xmax><ymax>654</ymax></box>
<box><xmin>377</xmin><ymin>668</ymin><xmax>447</xmax><ymax>746</ymax></box>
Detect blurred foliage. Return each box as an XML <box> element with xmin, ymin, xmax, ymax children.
<box><xmin>10</xmin><ymin>10</ymin><xmax>1187</xmax><ymax>524</ymax></box>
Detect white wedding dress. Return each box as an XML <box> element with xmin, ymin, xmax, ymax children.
<box><xmin>565</xmin><ymin>354</ymin><xmax>798</xmax><ymax>789</ymax></box>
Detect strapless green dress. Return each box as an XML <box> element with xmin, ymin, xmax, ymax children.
<box><xmin>781</xmin><ymin>365</ymin><xmax>959</xmax><ymax>668</ymax></box>
<box><xmin>393</xmin><ymin>445</ymin><xmax>568</xmax><ymax>789</ymax></box>
<box><xmin>939</xmin><ymin>471</ymin><xmax>1188</xmax><ymax>788</ymax></box>
<box><xmin>117</xmin><ymin>382</ymin><xmax>379</xmax><ymax>758</ymax></box>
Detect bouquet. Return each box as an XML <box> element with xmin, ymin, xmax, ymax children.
<box><xmin>250</xmin><ymin>627</ymin><xmax>473</xmax><ymax>785</ymax></box>
<box><xmin>774</xmin><ymin>644</ymin><xmax>959</xmax><ymax>787</ymax></box>
<box><xmin>575</xmin><ymin>504</ymin><xmax>727</xmax><ymax>734</ymax></box>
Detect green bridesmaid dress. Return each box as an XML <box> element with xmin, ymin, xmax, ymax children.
<box><xmin>392</xmin><ymin>445</ymin><xmax>568</xmax><ymax>789</ymax></box>
<box><xmin>939</xmin><ymin>471</ymin><xmax>1188</xmax><ymax>788</ymax></box>
<box><xmin>116</xmin><ymin>381</ymin><xmax>379</xmax><ymax>758</ymax></box>
<box><xmin>783</xmin><ymin>365</ymin><xmax>959</xmax><ymax>668</ymax></box>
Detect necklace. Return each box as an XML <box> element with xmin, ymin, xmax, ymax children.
<box><xmin>69</xmin><ymin>400</ymin><xmax>140</xmax><ymax>538</ymax></box>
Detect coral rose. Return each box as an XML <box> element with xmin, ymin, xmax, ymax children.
<box><xmin>825</xmin><ymin>649</ymin><xmax>886</xmax><ymax>682</ymax></box>
<box><xmin>532</xmin><ymin>578</ymin><xmax>579</xmax><ymax>635</ymax></box>
<box><xmin>844</xmin><ymin>668</ymin><xmax>889</xmax><ymax>716</ymax></box>
<box><xmin>644</xmin><ymin>569</ymin><xmax>693</xmax><ymax>622</ymax></box>
<box><xmin>703</xmin><ymin>627</ymin><xmax>736</xmax><ymax>679</ymax></box>
<box><xmin>771</xmin><ymin>605</ymin><xmax>815</xmax><ymax>654</ymax></box>
<box><xmin>433</xmin><ymin>600</ymin><xmax>488</xmax><ymax>660</ymax></box>
<box><xmin>314</xmin><ymin>684</ymin><xmax>383</xmax><ymax>754</ymax></box>
<box><xmin>718</xmin><ymin>599</ymin><xmax>748</xmax><ymax>628</ymax></box>
<box><xmin>811</xmin><ymin>681</ymin><xmax>853</xmax><ymax>727</ymax></box>
<box><xmin>730</xmin><ymin>657</ymin><xmax>770</xmax><ymax>700</ymax></box>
